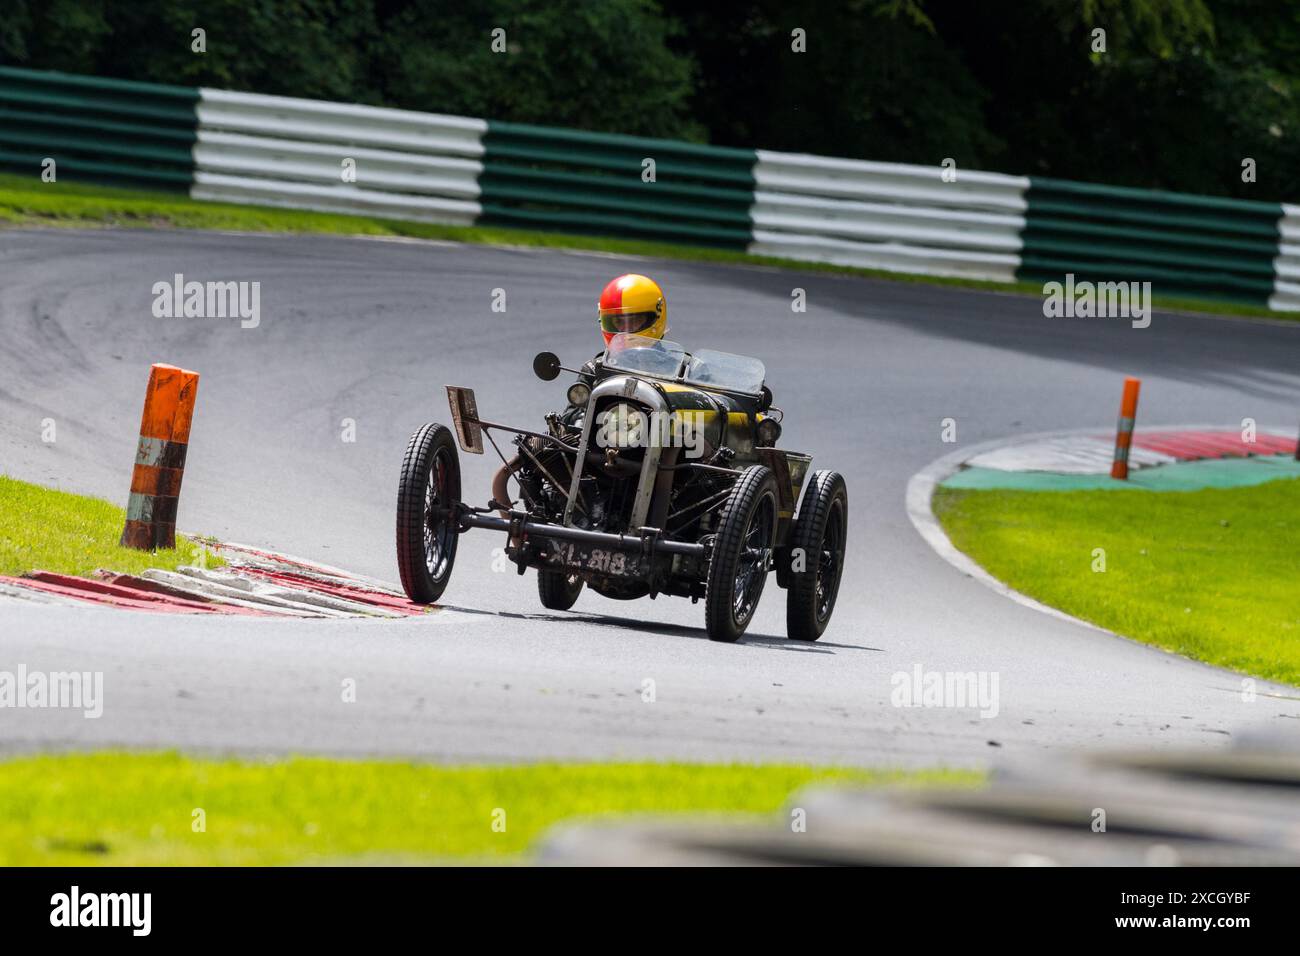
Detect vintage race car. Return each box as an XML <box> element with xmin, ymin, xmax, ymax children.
<box><xmin>395</xmin><ymin>333</ymin><xmax>847</xmax><ymax>642</ymax></box>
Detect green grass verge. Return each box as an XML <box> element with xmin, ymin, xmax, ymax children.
<box><xmin>0</xmin><ymin>173</ymin><xmax>1285</xmax><ymax>322</ymax></box>
<box><xmin>0</xmin><ymin>474</ymin><xmax>218</xmax><ymax>578</ymax></box>
<box><xmin>933</xmin><ymin>479</ymin><xmax>1300</xmax><ymax>685</ymax></box>
<box><xmin>0</xmin><ymin>752</ymin><xmax>979</xmax><ymax>865</ymax></box>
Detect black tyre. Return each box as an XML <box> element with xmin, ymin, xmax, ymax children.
<box><xmin>396</xmin><ymin>423</ymin><xmax>461</xmax><ymax>603</ymax></box>
<box><xmin>786</xmin><ymin>470</ymin><xmax>847</xmax><ymax>641</ymax></box>
<box><xmin>538</xmin><ymin>569</ymin><xmax>583</xmax><ymax>611</ymax></box>
<box><xmin>705</xmin><ymin>465</ymin><xmax>778</xmax><ymax>642</ymax></box>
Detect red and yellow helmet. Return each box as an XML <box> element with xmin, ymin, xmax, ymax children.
<box><xmin>597</xmin><ymin>273</ymin><xmax>667</xmax><ymax>346</ymax></box>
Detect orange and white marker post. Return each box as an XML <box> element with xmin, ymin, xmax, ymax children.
<box><xmin>121</xmin><ymin>363</ymin><xmax>200</xmax><ymax>550</ymax></box>
<box><xmin>1110</xmin><ymin>377</ymin><xmax>1141</xmax><ymax>480</ymax></box>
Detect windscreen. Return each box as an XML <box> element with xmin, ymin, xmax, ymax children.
<box><xmin>602</xmin><ymin>334</ymin><xmax>688</xmax><ymax>379</ymax></box>
<box><xmin>684</xmin><ymin>349</ymin><xmax>766</xmax><ymax>394</ymax></box>
<box><xmin>604</xmin><ymin>335</ymin><xmax>765</xmax><ymax>393</ymax></box>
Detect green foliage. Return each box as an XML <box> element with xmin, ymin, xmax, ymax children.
<box><xmin>1067</xmin><ymin>0</ymin><xmax>1215</xmax><ymax>58</ymax></box>
<box><xmin>668</xmin><ymin>0</ymin><xmax>1000</xmax><ymax>164</ymax></box>
<box><xmin>1011</xmin><ymin>0</ymin><xmax>1297</xmax><ymax>198</ymax></box>
<box><xmin>375</xmin><ymin>0</ymin><xmax>702</xmax><ymax>138</ymax></box>
<box><xmin>0</xmin><ymin>0</ymin><xmax>110</xmax><ymax>69</ymax></box>
<box><xmin>0</xmin><ymin>0</ymin><xmax>383</xmax><ymax>104</ymax></box>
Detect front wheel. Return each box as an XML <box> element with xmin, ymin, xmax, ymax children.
<box><xmin>538</xmin><ymin>569</ymin><xmax>583</xmax><ymax>611</ymax></box>
<box><xmin>396</xmin><ymin>423</ymin><xmax>461</xmax><ymax>603</ymax></box>
<box><xmin>706</xmin><ymin>465</ymin><xmax>778</xmax><ymax>642</ymax></box>
<box><xmin>786</xmin><ymin>470</ymin><xmax>847</xmax><ymax>641</ymax></box>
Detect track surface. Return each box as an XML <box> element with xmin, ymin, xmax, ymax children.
<box><xmin>2</xmin><ymin>228</ymin><xmax>1298</xmax><ymax>766</ymax></box>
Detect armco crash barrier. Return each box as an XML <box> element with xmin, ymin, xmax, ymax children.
<box><xmin>190</xmin><ymin>88</ymin><xmax>485</xmax><ymax>226</ymax></box>
<box><xmin>0</xmin><ymin>66</ymin><xmax>199</xmax><ymax>191</ymax></box>
<box><xmin>1273</xmin><ymin>205</ymin><xmax>1300</xmax><ymax>312</ymax></box>
<box><xmin>1017</xmin><ymin>178</ymin><xmax>1284</xmax><ymax>307</ymax></box>
<box><xmin>2</xmin><ymin>64</ymin><xmax>1298</xmax><ymax>310</ymax></box>
<box><xmin>479</xmin><ymin>120</ymin><xmax>756</xmax><ymax>248</ymax></box>
<box><xmin>747</xmin><ymin>150</ymin><xmax>1028</xmax><ymax>282</ymax></box>
<box><xmin>121</xmin><ymin>364</ymin><xmax>199</xmax><ymax>550</ymax></box>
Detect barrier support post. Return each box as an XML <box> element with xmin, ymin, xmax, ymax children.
<box><xmin>121</xmin><ymin>363</ymin><xmax>200</xmax><ymax>550</ymax></box>
<box><xmin>1110</xmin><ymin>377</ymin><xmax>1141</xmax><ymax>480</ymax></box>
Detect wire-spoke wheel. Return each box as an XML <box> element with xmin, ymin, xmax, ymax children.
<box><xmin>396</xmin><ymin>423</ymin><xmax>461</xmax><ymax>603</ymax></box>
<box><xmin>786</xmin><ymin>470</ymin><xmax>847</xmax><ymax>641</ymax></box>
<box><xmin>706</xmin><ymin>465</ymin><xmax>778</xmax><ymax>642</ymax></box>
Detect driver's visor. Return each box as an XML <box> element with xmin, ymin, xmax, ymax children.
<box><xmin>599</xmin><ymin>309</ymin><xmax>659</xmax><ymax>335</ymax></box>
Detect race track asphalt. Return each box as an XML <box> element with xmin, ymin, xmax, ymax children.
<box><xmin>2</xmin><ymin>227</ymin><xmax>1298</xmax><ymax>766</ymax></box>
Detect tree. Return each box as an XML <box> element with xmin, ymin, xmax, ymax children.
<box><xmin>374</xmin><ymin>0</ymin><xmax>702</xmax><ymax>138</ymax></box>
<box><xmin>664</xmin><ymin>0</ymin><xmax>1001</xmax><ymax>164</ymax></box>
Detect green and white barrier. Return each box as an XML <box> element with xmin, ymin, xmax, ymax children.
<box><xmin>1017</xmin><ymin>178</ymin><xmax>1284</xmax><ymax>307</ymax></box>
<box><xmin>1270</xmin><ymin>205</ymin><xmax>1300</xmax><ymax>312</ymax></box>
<box><xmin>480</xmin><ymin>121</ymin><xmax>755</xmax><ymax>248</ymax></box>
<box><xmin>748</xmin><ymin>150</ymin><xmax>1028</xmax><ymax>282</ymax></box>
<box><xmin>2</xmin><ymin>65</ymin><xmax>1297</xmax><ymax>312</ymax></box>
<box><xmin>192</xmin><ymin>88</ymin><xmax>484</xmax><ymax>225</ymax></box>
<box><xmin>0</xmin><ymin>66</ymin><xmax>198</xmax><ymax>190</ymax></box>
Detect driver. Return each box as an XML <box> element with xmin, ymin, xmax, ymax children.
<box><xmin>564</xmin><ymin>273</ymin><xmax>670</xmax><ymax>426</ymax></box>
<box><xmin>598</xmin><ymin>272</ymin><xmax>667</xmax><ymax>346</ymax></box>
<box><xmin>569</xmin><ymin>273</ymin><xmax>669</xmax><ymax>399</ymax></box>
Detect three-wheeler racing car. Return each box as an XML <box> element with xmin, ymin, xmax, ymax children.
<box><xmin>395</xmin><ymin>333</ymin><xmax>847</xmax><ymax>642</ymax></box>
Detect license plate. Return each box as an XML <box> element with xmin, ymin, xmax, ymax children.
<box><xmin>544</xmin><ymin>541</ymin><xmax>641</xmax><ymax>577</ymax></box>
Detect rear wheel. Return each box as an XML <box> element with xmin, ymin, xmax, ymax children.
<box><xmin>396</xmin><ymin>423</ymin><xmax>461</xmax><ymax>603</ymax></box>
<box><xmin>538</xmin><ymin>569</ymin><xmax>583</xmax><ymax>610</ymax></box>
<box><xmin>786</xmin><ymin>470</ymin><xmax>847</xmax><ymax>641</ymax></box>
<box><xmin>706</xmin><ymin>465</ymin><xmax>778</xmax><ymax>643</ymax></box>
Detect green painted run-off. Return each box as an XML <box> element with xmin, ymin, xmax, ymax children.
<box><xmin>941</xmin><ymin>455</ymin><xmax>1300</xmax><ymax>492</ymax></box>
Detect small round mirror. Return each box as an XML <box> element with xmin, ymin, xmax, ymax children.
<box><xmin>533</xmin><ymin>351</ymin><xmax>562</xmax><ymax>381</ymax></box>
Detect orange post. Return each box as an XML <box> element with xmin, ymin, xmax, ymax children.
<box><xmin>120</xmin><ymin>363</ymin><xmax>200</xmax><ymax>550</ymax></box>
<box><xmin>1110</xmin><ymin>377</ymin><xmax>1141</xmax><ymax>480</ymax></box>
